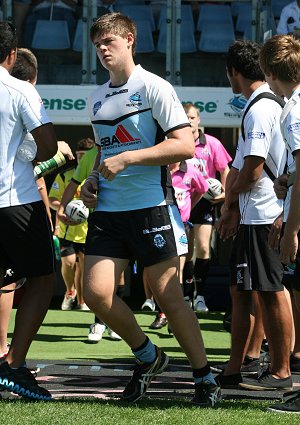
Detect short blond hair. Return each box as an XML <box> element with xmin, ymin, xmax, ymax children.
<box><xmin>260</xmin><ymin>34</ymin><xmax>300</xmax><ymax>83</ymax></box>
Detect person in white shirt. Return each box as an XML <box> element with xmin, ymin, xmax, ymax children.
<box><xmin>0</xmin><ymin>22</ymin><xmax>71</xmax><ymax>401</ymax></box>
<box><xmin>259</xmin><ymin>33</ymin><xmax>300</xmax><ymax>414</ymax></box>
<box><xmin>217</xmin><ymin>39</ymin><xmax>293</xmax><ymax>392</ymax></box>
<box><xmin>277</xmin><ymin>0</ymin><xmax>300</xmax><ymax>34</ymax></box>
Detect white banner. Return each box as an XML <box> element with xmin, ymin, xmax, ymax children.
<box><xmin>37</xmin><ymin>85</ymin><xmax>246</xmax><ymax>128</ymax></box>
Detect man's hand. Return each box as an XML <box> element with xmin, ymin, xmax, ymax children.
<box><xmin>98</xmin><ymin>152</ymin><xmax>129</xmax><ymax>181</ymax></box>
<box><xmin>216</xmin><ymin>207</ymin><xmax>240</xmax><ymax>241</ymax></box>
<box><xmin>273</xmin><ymin>174</ymin><xmax>288</xmax><ymax>200</ymax></box>
<box><xmin>81</xmin><ymin>179</ymin><xmax>98</xmax><ymax>208</ymax></box>
<box><xmin>280</xmin><ymin>231</ymin><xmax>298</xmax><ymax>265</ymax></box>
<box><xmin>210</xmin><ymin>189</ymin><xmax>225</xmax><ymax>205</ymax></box>
<box><xmin>268</xmin><ymin>214</ymin><xmax>283</xmax><ymax>251</ymax></box>
<box><xmin>57</xmin><ymin>203</ymin><xmax>78</xmax><ymax>226</ymax></box>
<box><xmin>57</xmin><ymin>141</ymin><xmax>74</xmax><ymax>160</ymax></box>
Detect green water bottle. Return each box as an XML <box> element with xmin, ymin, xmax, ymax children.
<box><xmin>53</xmin><ymin>235</ymin><xmax>61</xmax><ymax>261</ymax></box>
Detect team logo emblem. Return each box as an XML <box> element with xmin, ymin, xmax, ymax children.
<box><xmin>153</xmin><ymin>234</ymin><xmax>166</xmax><ymax>249</ymax></box>
<box><xmin>179</xmin><ymin>234</ymin><xmax>188</xmax><ymax>246</ymax></box>
<box><xmin>93</xmin><ymin>101</ymin><xmax>102</xmax><ymax>115</ymax></box>
<box><xmin>228</xmin><ymin>95</ymin><xmax>247</xmax><ymax>113</ymax></box>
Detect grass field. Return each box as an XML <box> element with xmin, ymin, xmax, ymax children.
<box><xmin>0</xmin><ymin>310</ymin><xmax>295</xmax><ymax>424</ymax></box>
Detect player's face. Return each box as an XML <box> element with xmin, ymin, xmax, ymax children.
<box><xmin>186</xmin><ymin>107</ymin><xmax>200</xmax><ymax>136</ymax></box>
<box><xmin>93</xmin><ymin>32</ymin><xmax>133</xmax><ymax>71</ymax></box>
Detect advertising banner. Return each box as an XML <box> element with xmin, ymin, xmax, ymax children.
<box><xmin>37</xmin><ymin>85</ymin><xmax>246</xmax><ymax>128</ymax></box>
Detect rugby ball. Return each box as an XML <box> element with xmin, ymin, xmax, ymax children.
<box><xmin>65</xmin><ymin>200</ymin><xmax>89</xmax><ymax>224</ymax></box>
<box><xmin>203</xmin><ymin>178</ymin><xmax>223</xmax><ymax>200</ymax></box>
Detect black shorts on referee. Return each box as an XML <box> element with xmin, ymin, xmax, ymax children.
<box><xmin>0</xmin><ymin>201</ymin><xmax>56</xmax><ymax>278</ymax></box>
<box><xmin>230</xmin><ymin>224</ymin><xmax>284</xmax><ymax>292</ymax></box>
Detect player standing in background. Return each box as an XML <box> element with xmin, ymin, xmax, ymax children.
<box><xmin>183</xmin><ymin>103</ymin><xmax>232</xmax><ymax>312</ymax></box>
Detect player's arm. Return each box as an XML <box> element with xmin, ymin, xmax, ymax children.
<box><xmin>98</xmin><ymin>126</ymin><xmax>194</xmax><ymax>180</ymax></box>
<box><xmin>230</xmin><ymin>155</ymin><xmax>264</xmax><ymax>196</ymax></box>
<box><xmin>57</xmin><ymin>180</ymin><xmax>80</xmax><ymax>225</ymax></box>
<box><xmin>37</xmin><ymin>177</ymin><xmax>54</xmax><ymax>231</ymax></box>
<box><xmin>31</xmin><ymin>123</ymin><xmax>57</xmax><ymax>162</ymax></box>
<box><xmin>280</xmin><ymin>151</ymin><xmax>300</xmax><ymax>264</ymax></box>
<box><xmin>81</xmin><ymin>149</ymin><xmax>101</xmax><ymax>208</ymax></box>
<box><xmin>210</xmin><ymin>166</ymin><xmax>230</xmax><ymax>205</ymax></box>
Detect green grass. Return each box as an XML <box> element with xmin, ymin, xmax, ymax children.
<box><xmin>2</xmin><ymin>310</ymin><xmax>293</xmax><ymax>424</ymax></box>
<box><xmin>7</xmin><ymin>309</ymin><xmax>231</xmax><ymax>363</ymax></box>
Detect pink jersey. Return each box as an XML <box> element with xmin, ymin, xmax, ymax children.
<box><xmin>189</xmin><ymin>132</ymin><xmax>232</xmax><ymax>178</ymax></box>
<box><xmin>171</xmin><ymin>161</ymin><xmax>208</xmax><ymax>222</ymax></box>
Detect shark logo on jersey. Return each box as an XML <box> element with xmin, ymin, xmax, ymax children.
<box><xmin>93</xmin><ymin>101</ymin><xmax>102</xmax><ymax>116</ymax></box>
<box><xmin>153</xmin><ymin>234</ymin><xmax>166</xmax><ymax>249</ymax></box>
<box><xmin>288</xmin><ymin>122</ymin><xmax>300</xmax><ymax>133</ymax></box>
<box><xmin>179</xmin><ymin>233</ymin><xmax>188</xmax><ymax>246</ymax></box>
<box><xmin>247</xmin><ymin>131</ymin><xmax>265</xmax><ymax>139</ymax></box>
<box><xmin>127</xmin><ymin>92</ymin><xmax>142</xmax><ymax>107</ymax></box>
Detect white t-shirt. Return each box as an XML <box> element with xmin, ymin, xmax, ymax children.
<box><xmin>88</xmin><ymin>64</ymin><xmax>190</xmax><ymax>212</ymax></box>
<box><xmin>277</xmin><ymin>1</ymin><xmax>300</xmax><ymax>34</ymax></box>
<box><xmin>280</xmin><ymin>87</ymin><xmax>300</xmax><ymax>221</ymax></box>
<box><xmin>0</xmin><ymin>66</ymin><xmax>51</xmax><ymax>208</ymax></box>
<box><xmin>232</xmin><ymin>84</ymin><xmax>286</xmax><ymax>224</ymax></box>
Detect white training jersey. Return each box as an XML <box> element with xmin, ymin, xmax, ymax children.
<box><xmin>280</xmin><ymin>87</ymin><xmax>300</xmax><ymax>221</ymax></box>
<box><xmin>0</xmin><ymin>66</ymin><xmax>51</xmax><ymax>208</ymax></box>
<box><xmin>232</xmin><ymin>84</ymin><xmax>285</xmax><ymax>224</ymax></box>
<box><xmin>88</xmin><ymin>64</ymin><xmax>190</xmax><ymax>212</ymax></box>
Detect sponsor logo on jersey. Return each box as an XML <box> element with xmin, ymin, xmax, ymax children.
<box><xmin>126</xmin><ymin>92</ymin><xmax>142</xmax><ymax>106</ymax></box>
<box><xmin>288</xmin><ymin>122</ymin><xmax>300</xmax><ymax>133</ymax></box>
<box><xmin>100</xmin><ymin>125</ymin><xmax>141</xmax><ymax>148</ymax></box>
<box><xmin>51</xmin><ymin>182</ymin><xmax>59</xmax><ymax>190</ymax></box>
<box><xmin>153</xmin><ymin>234</ymin><xmax>166</xmax><ymax>249</ymax></box>
<box><xmin>143</xmin><ymin>224</ymin><xmax>171</xmax><ymax>234</ymax></box>
<box><xmin>93</xmin><ymin>101</ymin><xmax>102</xmax><ymax>115</ymax></box>
<box><xmin>105</xmin><ymin>89</ymin><xmax>128</xmax><ymax>98</ymax></box>
<box><xmin>247</xmin><ymin>131</ymin><xmax>265</xmax><ymax>139</ymax></box>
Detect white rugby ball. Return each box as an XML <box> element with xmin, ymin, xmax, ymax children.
<box><xmin>65</xmin><ymin>200</ymin><xmax>89</xmax><ymax>224</ymax></box>
<box><xmin>203</xmin><ymin>178</ymin><xmax>223</xmax><ymax>200</ymax></box>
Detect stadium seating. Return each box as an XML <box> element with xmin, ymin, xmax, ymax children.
<box><xmin>158</xmin><ymin>4</ymin><xmax>195</xmax><ymax>30</ymax></box>
<box><xmin>199</xmin><ymin>22</ymin><xmax>235</xmax><ymax>53</ymax></box>
<box><xmin>135</xmin><ymin>20</ymin><xmax>155</xmax><ymax>53</ymax></box>
<box><xmin>117</xmin><ymin>4</ymin><xmax>156</xmax><ymax>30</ymax></box>
<box><xmin>235</xmin><ymin>2</ymin><xmax>252</xmax><ymax>33</ymax></box>
<box><xmin>157</xmin><ymin>19</ymin><xmax>197</xmax><ymax>53</ymax></box>
<box><xmin>197</xmin><ymin>4</ymin><xmax>233</xmax><ymax>32</ymax></box>
<box><xmin>31</xmin><ymin>20</ymin><xmax>71</xmax><ymax>49</ymax></box>
<box><xmin>72</xmin><ymin>19</ymin><xmax>83</xmax><ymax>52</ymax></box>
<box><xmin>271</xmin><ymin>0</ymin><xmax>291</xmax><ymax>18</ymax></box>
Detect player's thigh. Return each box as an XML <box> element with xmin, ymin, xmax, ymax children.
<box><xmin>84</xmin><ymin>256</ymin><xmax>129</xmax><ymax>299</ymax></box>
<box><xmin>144</xmin><ymin>256</ymin><xmax>181</xmax><ymax>299</ymax></box>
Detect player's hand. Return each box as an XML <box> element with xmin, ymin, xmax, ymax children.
<box><xmin>268</xmin><ymin>214</ymin><xmax>283</xmax><ymax>251</ymax></box>
<box><xmin>280</xmin><ymin>231</ymin><xmax>298</xmax><ymax>265</ymax></box>
<box><xmin>57</xmin><ymin>203</ymin><xmax>77</xmax><ymax>226</ymax></box>
<box><xmin>216</xmin><ymin>207</ymin><xmax>240</xmax><ymax>241</ymax></box>
<box><xmin>81</xmin><ymin>179</ymin><xmax>98</xmax><ymax>208</ymax></box>
<box><xmin>210</xmin><ymin>190</ymin><xmax>225</xmax><ymax>205</ymax></box>
<box><xmin>274</xmin><ymin>174</ymin><xmax>288</xmax><ymax>200</ymax></box>
<box><xmin>98</xmin><ymin>152</ymin><xmax>129</xmax><ymax>180</ymax></box>
<box><xmin>57</xmin><ymin>141</ymin><xmax>74</xmax><ymax>160</ymax></box>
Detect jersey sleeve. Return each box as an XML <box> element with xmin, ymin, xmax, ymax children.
<box><xmin>147</xmin><ymin>78</ymin><xmax>190</xmax><ymax>133</ymax></box>
<box><xmin>191</xmin><ymin>167</ymin><xmax>208</xmax><ymax>194</ymax></box>
<box><xmin>284</xmin><ymin>106</ymin><xmax>300</xmax><ymax>156</ymax></box>
<box><xmin>19</xmin><ymin>80</ymin><xmax>51</xmax><ymax>132</ymax></box>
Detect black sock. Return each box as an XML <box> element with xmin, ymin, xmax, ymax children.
<box><xmin>194</xmin><ymin>258</ymin><xmax>210</xmax><ymax>296</ymax></box>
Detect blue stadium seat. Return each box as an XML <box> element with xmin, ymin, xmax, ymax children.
<box><xmin>72</xmin><ymin>19</ymin><xmax>83</xmax><ymax>52</ymax></box>
<box><xmin>158</xmin><ymin>4</ymin><xmax>195</xmax><ymax>30</ymax></box>
<box><xmin>199</xmin><ymin>22</ymin><xmax>235</xmax><ymax>53</ymax></box>
<box><xmin>235</xmin><ymin>2</ymin><xmax>252</xmax><ymax>33</ymax></box>
<box><xmin>135</xmin><ymin>20</ymin><xmax>155</xmax><ymax>53</ymax></box>
<box><xmin>115</xmin><ymin>0</ymin><xmax>145</xmax><ymax>5</ymax></box>
<box><xmin>157</xmin><ymin>20</ymin><xmax>196</xmax><ymax>53</ymax></box>
<box><xmin>197</xmin><ymin>4</ymin><xmax>233</xmax><ymax>32</ymax></box>
<box><xmin>117</xmin><ymin>5</ymin><xmax>156</xmax><ymax>30</ymax></box>
<box><xmin>31</xmin><ymin>20</ymin><xmax>71</xmax><ymax>49</ymax></box>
